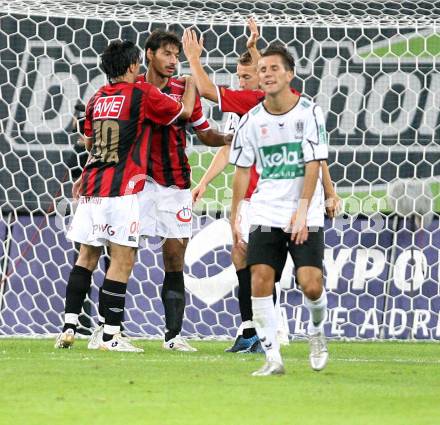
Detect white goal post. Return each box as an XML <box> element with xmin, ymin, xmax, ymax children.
<box><xmin>0</xmin><ymin>0</ymin><xmax>439</xmax><ymax>340</ymax></box>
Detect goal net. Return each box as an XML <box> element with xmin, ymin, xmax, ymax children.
<box><xmin>0</xmin><ymin>0</ymin><xmax>439</xmax><ymax>340</ymax></box>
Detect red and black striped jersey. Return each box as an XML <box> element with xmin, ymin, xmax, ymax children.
<box><xmin>81</xmin><ymin>81</ymin><xmax>183</xmax><ymax>197</ymax></box>
<box><xmin>218</xmin><ymin>86</ymin><xmax>301</xmax><ymax>198</ymax></box>
<box><xmin>136</xmin><ymin>75</ymin><xmax>210</xmax><ymax>189</ymax></box>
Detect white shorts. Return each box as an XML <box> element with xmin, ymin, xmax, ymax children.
<box><xmin>138</xmin><ymin>181</ymin><xmax>192</xmax><ymax>239</ymax></box>
<box><xmin>238</xmin><ymin>200</ymin><xmax>251</xmax><ymax>244</ymax></box>
<box><xmin>66</xmin><ymin>195</ymin><xmax>140</xmax><ymax>248</ymax></box>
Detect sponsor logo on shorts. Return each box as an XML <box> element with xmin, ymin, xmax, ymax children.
<box><xmin>80</xmin><ymin>197</ymin><xmax>102</xmax><ymax>205</ymax></box>
<box><xmin>176</xmin><ymin>206</ymin><xmax>192</xmax><ymax>223</ymax></box>
<box><xmin>93</xmin><ymin>95</ymin><xmax>125</xmax><ymax>119</ymax></box>
<box><xmin>92</xmin><ymin>223</ymin><xmax>115</xmax><ymax>236</ymax></box>
<box><xmin>129</xmin><ymin>221</ymin><xmax>140</xmax><ymax>235</ymax></box>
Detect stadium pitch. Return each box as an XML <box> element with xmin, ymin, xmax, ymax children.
<box><xmin>0</xmin><ymin>340</ymin><xmax>438</xmax><ymax>425</ymax></box>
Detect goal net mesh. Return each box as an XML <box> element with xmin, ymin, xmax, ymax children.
<box><xmin>0</xmin><ymin>0</ymin><xmax>439</xmax><ymax>339</ymax></box>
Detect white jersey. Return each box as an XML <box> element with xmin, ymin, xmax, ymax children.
<box><xmin>229</xmin><ymin>96</ymin><xmax>328</xmax><ymax>228</ymax></box>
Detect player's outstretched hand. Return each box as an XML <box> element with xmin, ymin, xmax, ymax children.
<box><xmin>192</xmin><ymin>183</ymin><xmax>207</xmax><ymax>204</ymax></box>
<box><xmin>325</xmin><ymin>192</ymin><xmax>342</xmax><ymax>218</ymax></box>
<box><xmin>183</xmin><ymin>28</ymin><xmax>204</xmax><ymax>62</ymax></box>
<box><xmin>72</xmin><ymin>177</ymin><xmax>82</xmax><ymax>201</ymax></box>
<box><xmin>246</xmin><ymin>17</ymin><xmax>259</xmax><ymax>50</ymax></box>
<box><xmin>289</xmin><ymin>210</ymin><xmax>308</xmax><ymax>245</ymax></box>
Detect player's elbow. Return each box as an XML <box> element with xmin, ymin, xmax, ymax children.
<box><xmin>196</xmin><ymin>130</ymin><xmax>210</xmax><ymax>144</ymax></box>
<box><xmin>197</xmin><ymin>129</ymin><xmax>224</xmax><ymax>147</ymax></box>
<box><xmin>179</xmin><ymin>105</ymin><xmax>192</xmax><ymax>120</ymax></box>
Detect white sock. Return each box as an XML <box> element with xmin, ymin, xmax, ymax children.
<box><xmin>103</xmin><ymin>324</ymin><xmax>120</xmax><ymax>337</ymax></box>
<box><xmin>64</xmin><ymin>313</ymin><xmax>78</xmax><ymax>326</ymax></box>
<box><xmin>251</xmin><ymin>295</ymin><xmax>282</xmax><ymax>364</ymax></box>
<box><xmin>304</xmin><ymin>288</ymin><xmax>327</xmax><ymax>335</ymax></box>
<box><xmin>274</xmin><ymin>281</ymin><xmax>283</xmax><ymax>330</ymax></box>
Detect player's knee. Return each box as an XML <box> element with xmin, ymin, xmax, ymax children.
<box><xmin>299</xmin><ymin>271</ymin><xmax>323</xmax><ymax>301</ymax></box>
<box><xmin>250</xmin><ymin>266</ymin><xmax>274</xmax><ymax>297</ymax></box>
<box><xmin>163</xmin><ymin>240</ymin><xmax>186</xmax><ymax>271</ymax></box>
<box><xmin>303</xmin><ymin>283</ymin><xmax>323</xmax><ymax>301</ymax></box>
<box><xmin>163</xmin><ymin>252</ymin><xmax>184</xmax><ymax>271</ymax></box>
<box><xmin>76</xmin><ymin>245</ymin><xmax>100</xmax><ymax>270</ymax></box>
<box><xmin>111</xmin><ymin>249</ymin><xmax>136</xmax><ymax>275</ymax></box>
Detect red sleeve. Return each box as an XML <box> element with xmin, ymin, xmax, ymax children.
<box><xmin>189</xmin><ymin>94</ymin><xmax>210</xmax><ymax>131</ymax></box>
<box><xmin>83</xmin><ymin>93</ymin><xmax>97</xmax><ymax>138</ymax></box>
<box><xmin>143</xmin><ymin>85</ymin><xmax>183</xmax><ymax>125</ymax></box>
<box><xmin>216</xmin><ymin>86</ymin><xmax>264</xmax><ymax>115</ymax></box>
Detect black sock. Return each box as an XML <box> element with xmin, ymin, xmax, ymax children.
<box><xmin>98</xmin><ymin>286</ymin><xmax>105</xmax><ymax>326</ymax></box>
<box><xmin>63</xmin><ymin>265</ymin><xmax>92</xmax><ymax>333</ymax></box>
<box><xmin>237</xmin><ymin>267</ymin><xmax>256</xmax><ymax>339</ymax></box>
<box><xmin>162</xmin><ymin>271</ymin><xmax>185</xmax><ymax>342</ymax></box>
<box><xmin>63</xmin><ymin>323</ymin><xmax>77</xmax><ymax>333</ymax></box>
<box><xmin>99</xmin><ymin>278</ymin><xmax>127</xmax><ymax>342</ymax></box>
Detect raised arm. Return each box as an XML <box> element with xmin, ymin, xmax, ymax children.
<box><xmin>179</xmin><ymin>76</ymin><xmax>197</xmax><ymax>120</ymax></box>
<box><xmin>182</xmin><ymin>29</ymin><xmax>219</xmax><ymax>102</ymax></box>
<box><xmin>246</xmin><ymin>17</ymin><xmax>261</xmax><ymax>65</ymax></box>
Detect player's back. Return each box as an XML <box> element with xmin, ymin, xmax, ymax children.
<box><xmin>81</xmin><ymin>81</ymin><xmax>182</xmax><ymax>197</ymax></box>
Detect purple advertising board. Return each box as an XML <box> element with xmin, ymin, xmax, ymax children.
<box><xmin>0</xmin><ymin>214</ymin><xmax>439</xmax><ymax>339</ymax></box>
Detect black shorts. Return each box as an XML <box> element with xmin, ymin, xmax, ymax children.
<box><xmin>247</xmin><ymin>226</ymin><xmax>324</xmax><ymax>282</ymax></box>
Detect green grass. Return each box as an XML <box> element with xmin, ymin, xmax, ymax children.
<box><xmin>360</xmin><ymin>33</ymin><xmax>440</xmax><ymax>59</ymax></box>
<box><xmin>0</xmin><ymin>340</ymin><xmax>439</xmax><ymax>425</ymax></box>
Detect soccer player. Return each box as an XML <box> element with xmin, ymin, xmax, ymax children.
<box><xmin>183</xmin><ymin>26</ymin><xmax>339</xmax><ymax>353</ymax></box>
<box><xmin>230</xmin><ymin>44</ymin><xmax>329</xmax><ymax>376</ymax></box>
<box><xmin>55</xmin><ymin>40</ymin><xmax>195</xmax><ymax>352</ymax></box>
<box><xmin>137</xmin><ymin>30</ymin><xmax>231</xmax><ymax>351</ymax></box>
<box><xmin>191</xmin><ymin>51</ymin><xmax>288</xmax><ymax>353</ymax></box>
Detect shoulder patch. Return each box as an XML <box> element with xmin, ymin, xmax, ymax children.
<box><xmin>251</xmin><ymin>104</ymin><xmax>262</xmax><ymax>115</ymax></box>
<box><xmin>300</xmin><ymin>99</ymin><xmax>311</xmax><ymax>108</ymax></box>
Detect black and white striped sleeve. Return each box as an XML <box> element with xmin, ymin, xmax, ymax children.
<box><xmin>229</xmin><ymin>114</ymin><xmax>254</xmax><ymax>167</ymax></box>
<box><xmin>302</xmin><ymin>105</ymin><xmax>328</xmax><ymax>163</ymax></box>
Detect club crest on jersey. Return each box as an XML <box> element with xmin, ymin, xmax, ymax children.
<box><xmin>295</xmin><ymin>120</ymin><xmax>304</xmax><ymax>139</ymax></box>
<box><xmin>260</xmin><ymin>125</ymin><xmax>269</xmax><ymax>138</ymax></box>
<box><xmin>176</xmin><ymin>206</ymin><xmax>192</xmax><ymax>223</ymax></box>
<box><xmin>93</xmin><ymin>96</ymin><xmax>125</xmax><ymax>119</ymax></box>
